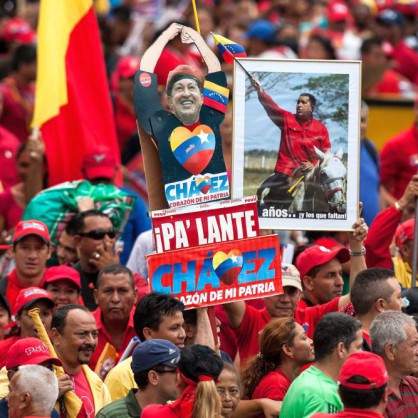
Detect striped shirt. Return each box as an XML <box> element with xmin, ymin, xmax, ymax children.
<box><xmin>385</xmin><ymin>376</ymin><xmax>418</xmax><ymax>418</ymax></box>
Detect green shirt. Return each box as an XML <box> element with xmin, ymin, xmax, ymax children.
<box><xmin>280</xmin><ymin>366</ymin><xmax>343</xmax><ymax>418</ymax></box>
<box><xmin>95</xmin><ymin>388</ymin><xmax>142</xmax><ymax>418</ymax></box>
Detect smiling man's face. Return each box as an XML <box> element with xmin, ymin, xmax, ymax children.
<box><xmin>168</xmin><ymin>78</ymin><xmax>203</xmax><ymax>125</ymax></box>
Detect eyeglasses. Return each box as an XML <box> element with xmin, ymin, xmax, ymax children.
<box><xmin>78</xmin><ymin>228</ymin><xmax>116</xmax><ymax>240</ymax></box>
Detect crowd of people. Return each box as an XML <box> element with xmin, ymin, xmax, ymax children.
<box><xmin>0</xmin><ymin>0</ymin><xmax>417</xmax><ymax>417</ymax></box>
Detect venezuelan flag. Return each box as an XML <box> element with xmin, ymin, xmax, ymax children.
<box><xmin>203</xmin><ymin>80</ymin><xmax>229</xmax><ymax>114</ymax></box>
<box><xmin>32</xmin><ymin>0</ymin><xmax>119</xmax><ymax>186</ymax></box>
<box><xmin>211</xmin><ymin>33</ymin><xmax>247</xmax><ymax>65</ymax></box>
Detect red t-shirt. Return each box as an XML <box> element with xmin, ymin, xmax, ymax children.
<box><xmin>89</xmin><ymin>307</ymin><xmax>137</xmax><ymax>373</ymax></box>
<box><xmin>71</xmin><ymin>368</ymin><xmax>95</xmax><ymax>418</ymax></box>
<box><xmin>114</xmin><ymin>95</ymin><xmax>136</xmax><ymax>154</ymax></box>
<box><xmin>5</xmin><ymin>269</ymin><xmax>46</xmax><ymax>314</ymax></box>
<box><xmin>234</xmin><ymin>298</ymin><xmax>340</xmax><ymax>363</ymax></box>
<box><xmin>252</xmin><ymin>369</ymin><xmax>291</xmax><ymax>418</ymax></box>
<box><xmin>0</xmin><ymin>335</ymin><xmax>20</xmax><ymax>368</ymax></box>
<box><xmin>380</xmin><ymin>125</ymin><xmax>418</xmax><ymax>200</ymax></box>
<box><xmin>0</xmin><ymin>126</ymin><xmax>20</xmax><ymax>189</ymax></box>
<box><xmin>392</xmin><ymin>41</ymin><xmax>418</xmax><ymax>85</ymax></box>
<box><xmin>0</xmin><ymin>77</ymin><xmax>34</xmax><ymax>143</ymax></box>
<box><xmin>141</xmin><ymin>404</ymin><xmax>180</xmax><ymax>418</ymax></box>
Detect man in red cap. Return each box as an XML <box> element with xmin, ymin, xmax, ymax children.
<box><xmin>0</xmin><ymin>338</ymin><xmax>63</xmax><ymax>418</ymax></box>
<box><xmin>310</xmin><ymin>351</ymin><xmax>389</xmax><ymax>417</ymax></box>
<box><xmin>296</xmin><ymin>245</ymin><xmax>349</xmax><ymax>309</ymax></box>
<box><xmin>43</xmin><ymin>265</ymin><xmax>81</xmax><ymax>310</ymax></box>
<box><xmin>0</xmin><ymin>219</ymin><xmax>51</xmax><ymax>314</ymax></box>
<box><xmin>223</xmin><ymin>217</ymin><xmax>368</xmax><ymax>363</ymax></box>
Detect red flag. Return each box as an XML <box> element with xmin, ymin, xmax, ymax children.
<box><xmin>32</xmin><ymin>1</ymin><xmax>119</xmax><ymax>186</ymax></box>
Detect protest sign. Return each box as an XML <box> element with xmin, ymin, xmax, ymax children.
<box><xmin>151</xmin><ymin>196</ymin><xmax>259</xmax><ymax>253</ymax></box>
<box><xmin>147</xmin><ymin>234</ymin><xmax>282</xmax><ymax>308</ymax></box>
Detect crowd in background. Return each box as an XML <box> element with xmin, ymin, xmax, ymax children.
<box><xmin>0</xmin><ymin>0</ymin><xmax>417</xmax><ymax>417</ymax></box>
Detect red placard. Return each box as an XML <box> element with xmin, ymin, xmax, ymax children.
<box><xmin>151</xmin><ymin>196</ymin><xmax>259</xmax><ymax>253</ymax></box>
<box><xmin>147</xmin><ymin>235</ymin><xmax>282</xmax><ymax>308</ymax></box>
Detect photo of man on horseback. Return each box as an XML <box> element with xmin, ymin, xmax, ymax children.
<box><xmin>252</xmin><ymin>76</ymin><xmax>340</xmax><ymax>212</ymax></box>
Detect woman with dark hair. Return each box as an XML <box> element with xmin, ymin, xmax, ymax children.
<box><xmin>241</xmin><ymin>317</ymin><xmax>314</xmax><ymax>416</ymax></box>
<box><xmin>142</xmin><ymin>344</ymin><xmax>224</xmax><ymax>418</ymax></box>
<box><xmin>303</xmin><ymin>33</ymin><xmax>337</xmax><ymax>60</ymax></box>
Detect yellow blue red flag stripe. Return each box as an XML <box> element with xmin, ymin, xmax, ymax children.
<box><xmin>203</xmin><ymin>80</ymin><xmax>229</xmax><ymax>114</ymax></box>
<box><xmin>211</xmin><ymin>33</ymin><xmax>247</xmax><ymax>64</ymax></box>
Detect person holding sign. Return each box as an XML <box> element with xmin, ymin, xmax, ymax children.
<box><xmin>251</xmin><ymin>77</ymin><xmax>331</xmax><ymax>210</ymax></box>
<box><xmin>223</xmin><ymin>216</ymin><xmax>368</xmax><ymax>363</ymax></box>
<box><xmin>134</xmin><ymin>23</ymin><xmax>229</xmax><ymax>210</ymax></box>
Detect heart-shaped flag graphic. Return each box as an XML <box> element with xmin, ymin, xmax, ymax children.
<box><xmin>196</xmin><ymin>175</ymin><xmax>211</xmax><ymax>194</ymax></box>
<box><xmin>212</xmin><ymin>249</ymin><xmax>243</xmax><ymax>285</ymax></box>
<box><xmin>170</xmin><ymin>125</ymin><xmax>215</xmax><ymax>175</ymax></box>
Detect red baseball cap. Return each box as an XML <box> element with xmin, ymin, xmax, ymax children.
<box><xmin>13</xmin><ymin>287</ymin><xmax>54</xmax><ymax>316</ymax></box>
<box><xmin>395</xmin><ymin>218</ymin><xmax>414</xmax><ymax>247</ymax></box>
<box><xmin>82</xmin><ymin>146</ymin><xmax>117</xmax><ymax>180</ymax></box>
<box><xmin>43</xmin><ymin>266</ymin><xmax>81</xmax><ymax>290</ymax></box>
<box><xmin>115</xmin><ymin>56</ymin><xmax>140</xmax><ymax>79</ymax></box>
<box><xmin>327</xmin><ymin>0</ymin><xmax>350</xmax><ymax>22</ymax></box>
<box><xmin>2</xmin><ymin>18</ymin><xmax>36</xmax><ymax>44</ymax></box>
<box><xmin>12</xmin><ymin>220</ymin><xmax>50</xmax><ymax>245</ymax></box>
<box><xmin>296</xmin><ymin>245</ymin><xmax>350</xmax><ymax>279</ymax></box>
<box><xmin>339</xmin><ymin>351</ymin><xmax>388</xmax><ymax>390</ymax></box>
<box><xmin>6</xmin><ymin>337</ymin><xmax>62</xmax><ymax>370</ymax></box>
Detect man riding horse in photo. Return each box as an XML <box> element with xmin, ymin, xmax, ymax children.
<box><xmin>252</xmin><ymin>77</ymin><xmax>346</xmax><ymax>213</ymax></box>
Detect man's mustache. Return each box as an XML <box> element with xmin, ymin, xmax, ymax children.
<box><xmin>78</xmin><ymin>344</ymin><xmax>95</xmax><ymax>352</ymax></box>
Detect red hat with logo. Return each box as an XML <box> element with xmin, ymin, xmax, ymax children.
<box><xmin>327</xmin><ymin>0</ymin><xmax>350</xmax><ymax>22</ymax></box>
<box><xmin>13</xmin><ymin>287</ymin><xmax>54</xmax><ymax>316</ymax></box>
<box><xmin>12</xmin><ymin>220</ymin><xmax>50</xmax><ymax>245</ymax></box>
<box><xmin>43</xmin><ymin>266</ymin><xmax>81</xmax><ymax>290</ymax></box>
<box><xmin>6</xmin><ymin>337</ymin><xmax>62</xmax><ymax>370</ymax></box>
<box><xmin>339</xmin><ymin>351</ymin><xmax>388</xmax><ymax>390</ymax></box>
<box><xmin>82</xmin><ymin>146</ymin><xmax>117</xmax><ymax>180</ymax></box>
<box><xmin>2</xmin><ymin>18</ymin><xmax>36</xmax><ymax>44</ymax></box>
<box><xmin>296</xmin><ymin>245</ymin><xmax>349</xmax><ymax>279</ymax></box>
<box><xmin>395</xmin><ymin>218</ymin><xmax>414</xmax><ymax>247</ymax></box>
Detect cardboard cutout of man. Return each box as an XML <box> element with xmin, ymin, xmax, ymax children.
<box><xmin>134</xmin><ymin>23</ymin><xmax>229</xmax><ymax>210</ymax></box>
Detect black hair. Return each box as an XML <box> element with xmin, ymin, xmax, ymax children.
<box><xmin>133</xmin><ymin>370</ymin><xmax>150</xmax><ymax>390</ymax></box>
<box><xmin>133</xmin><ymin>292</ymin><xmax>184</xmax><ymax>340</ymax></box>
<box><xmin>361</xmin><ymin>37</ymin><xmax>383</xmax><ymax>55</ymax></box>
<box><xmin>351</xmin><ymin>268</ymin><xmax>395</xmax><ymax>315</ymax></box>
<box><xmin>179</xmin><ymin>344</ymin><xmax>223</xmax><ymax>383</ymax></box>
<box><xmin>314</xmin><ymin>313</ymin><xmax>361</xmax><ymax>362</ymax></box>
<box><xmin>97</xmin><ymin>264</ymin><xmax>135</xmax><ymax>290</ymax></box>
<box><xmin>51</xmin><ymin>304</ymin><xmax>90</xmax><ymax>334</ymax></box>
<box><xmin>308</xmin><ymin>34</ymin><xmax>337</xmax><ymax>59</ymax></box>
<box><xmin>111</xmin><ymin>5</ymin><xmax>132</xmax><ymax>22</ymax></box>
<box><xmin>299</xmin><ymin>92</ymin><xmax>316</xmax><ymax>108</ymax></box>
<box><xmin>71</xmin><ymin>210</ymin><xmax>111</xmax><ymax>234</ymax></box>
<box><xmin>65</xmin><ymin>214</ymin><xmax>79</xmax><ymax>236</ymax></box>
<box><xmin>340</xmin><ymin>376</ymin><xmax>387</xmax><ymax>409</ymax></box>
<box><xmin>183</xmin><ymin>309</ymin><xmax>197</xmax><ymax>326</ymax></box>
<box><xmin>11</xmin><ymin>44</ymin><xmax>36</xmax><ymax>72</ymax></box>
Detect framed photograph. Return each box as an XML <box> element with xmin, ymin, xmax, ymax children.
<box><xmin>232</xmin><ymin>58</ymin><xmax>361</xmax><ymax>231</ymax></box>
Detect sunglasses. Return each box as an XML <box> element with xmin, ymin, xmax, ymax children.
<box><xmin>78</xmin><ymin>228</ymin><xmax>117</xmax><ymax>240</ymax></box>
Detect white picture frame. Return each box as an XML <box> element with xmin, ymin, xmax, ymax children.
<box><xmin>232</xmin><ymin>58</ymin><xmax>361</xmax><ymax>231</ymax></box>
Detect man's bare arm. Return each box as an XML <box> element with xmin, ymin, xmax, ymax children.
<box><xmin>140</xmin><ymin>23</ymin><xmax>183</xmax><ymax>73</ymax></box>
<box><xmin>223</xmin><ymin>300</ymin><xmax>246</xmax><ymax>329</ymax></box>
<box><xmin>339</xmin><ymin>216</ymin><xmax>368</xmax><ymax>309</ymax></box>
